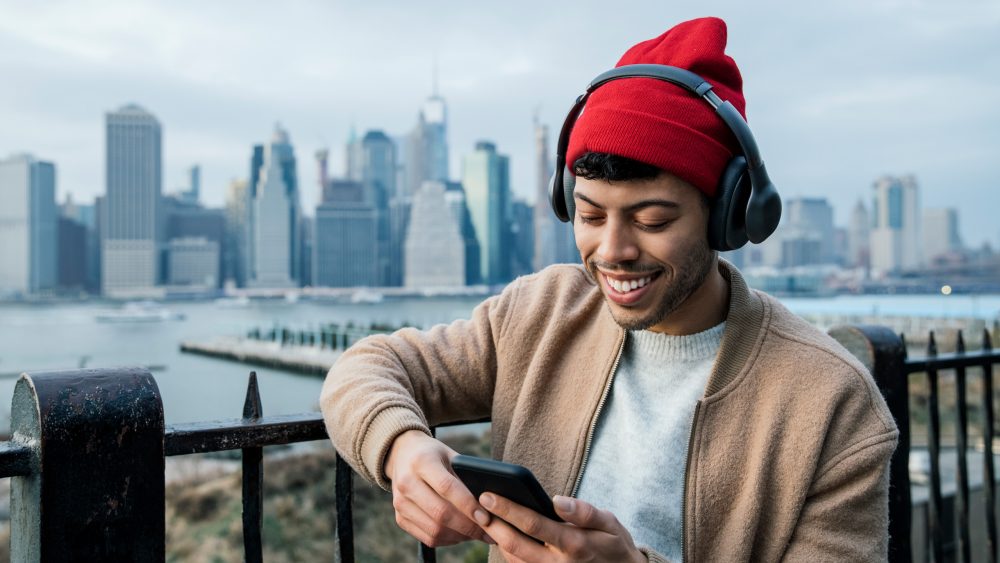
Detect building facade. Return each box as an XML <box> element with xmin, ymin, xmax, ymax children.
<box><xmin>102</xmin><ymin>104</ymin><xmax>162</xmax><ymax>298</ymax></box>
<box><xmin>404</xmin><ymin>181</ymin><xmax>465</xmax><ymax>288</ymax></box>
<box><xmin>870</xmin><ymin>175</ymin><xmax>922</xmax><ymax>276</ymax></box>
<box><xmin>462</xmin><ymin>141</ymin><xmax>511</xmax><ymax>285</ymax></box>
<box><xmin>313</xmin><ymin>180</ymin><xmax>379</xmax><ymax>288</ymax></box>
<box><xmin>247</xmin><ymin>125</ymin><xmax>300</xmax><ymax>288</ymax></box>
<box><xmin>0</xmin><ymin>154</ymin><xmax>57</xmax><ymax>295</ymax></box>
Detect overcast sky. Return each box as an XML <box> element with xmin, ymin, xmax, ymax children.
<box><xmin>2</xmin><ymin>0</ymin><xmax>998</xmax><ymax>247</ymax></box>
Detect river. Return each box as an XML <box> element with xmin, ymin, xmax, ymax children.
<box><xmin>0</xmin><ymin>292</ymin><xmax>998</xmax><ymax>431</ymax></box>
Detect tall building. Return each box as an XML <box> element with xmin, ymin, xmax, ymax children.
<box><xmin>360</xmin><ymin>130</ymin><xmax>401</xmax><ymax>286</ymax></box>
<box><xmin>847</xmin><ymin>199</ymin><xmax>871</xmax><ymax>270</ymax></box>
<box><xmin>870</xmin><ymin>175</ymin><xmax>921</xmax><ymax>276</ymax></box>
<box><xmin>463</xmin><ymin>141</ymin><xmax>511</xmax><ymax>285</ymax></box>
<box><xmin>923</xmin><ymin>208</ymin><xmax>963</xmax><ymax>262</ymax></box>
<box><xmin>102</xmin><ymin>104</ymin><xmax>162</xmax><ymax>298</ymax></box>
<box><xmin>781</xmin><ymin>197</ymin><xmax>835</xmax><ymax>266</ymax></box>
<box><xmin>313</xmin><ymin>179</ymin><xmax>379</xmax><ymax>287</ymax></box>
<box><xmin>532</xmin><ymin>118</ymin><xmax>577</xmax><ymax>271</ymax></box>
<box><xmin>223</xmin><ymin>179</ymin><xmax>248</xmax><ymax>287</ymax></box>
<box><xmin>0</xmin><ymin>154</ymin><xmax>57</xmax><ymax>295</ymax></box>
<box><xmin>510</xmin><ymin>198</ymin><xmax>534</xmax><ymax>278</ymax></box>
<box><xmin>247</xmin><ymin>124</ymin><xmax>300</xmax><ymax>288</ymax></box>
<box><xmin>403</xmin><ymin>86</ymin><xmax>450</xmax><ymax>198</ymax></box>
<box><xmin>163</xmin><ymin>195</ymin><xmax>225</xmax><ymax>288</ymax></box>
<box><xmin>167</xmin><ymin>237</ymin><xmax>219</xmax><ymax>288</ymax></box>
<box><xmin>405</xmin><ymin>181</ymin><xmax>465</xmax><ymax>287</ymax></box>
<box><xmin>444</xmin><ymin>182</ymin><xmax>482</xmax><ymax>285</ymax></box>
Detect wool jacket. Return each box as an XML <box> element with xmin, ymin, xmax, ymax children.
<box><xmin>320</xmin><ymin>261</ymin><xmax>898</xmax><ymax>562</ymax></box>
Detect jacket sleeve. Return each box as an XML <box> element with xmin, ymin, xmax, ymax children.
<box><xmin>781</xmin><ymin>431</ymin><xmax>898</xmax><ymax>562</ymax></box>
<box><xmin>320</xmin><ymin>279</ymin><xmax>521</xmax><ymax>491</ymax></box>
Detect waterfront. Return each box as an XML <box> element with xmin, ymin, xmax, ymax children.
<box><xmin>0</xmin><ymin>292</ymin><xmax>998</xmax><ymax>432</ymax></box>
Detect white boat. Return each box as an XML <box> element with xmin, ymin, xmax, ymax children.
<box><xmin>96</xmin><ymin>301</ymin><xmax>186</xmax><ymax>323</ymax></box>
<box><xmin>350</xmin><ymin>289</ymin><xmax>384</xmax><ymax>304</ymax></box>
<box><xmin>214</xmin><ymin>296</ymin><xmax>251</xmax><ymax>308</ymax></box>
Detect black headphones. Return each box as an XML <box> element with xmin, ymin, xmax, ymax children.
<box><xmin>548</xmin><ymin>64</ymin><xmax>781</xmax><ymax>251</ymax></box>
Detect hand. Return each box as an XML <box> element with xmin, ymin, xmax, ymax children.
<box><xmin>479</xmin><ymin>493</ymin><xmax>647</xmax><ymax>563</ymax></box>
<box><xmin>384</xmin><ymin>430</ymin><xmax>495</xmax><ymax>547</ymax></box>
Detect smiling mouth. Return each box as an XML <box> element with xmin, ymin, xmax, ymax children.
<box><xmin>601</xmin><ymin>271</ymin><xmax>662</xmax><ymax>295</ymax></box>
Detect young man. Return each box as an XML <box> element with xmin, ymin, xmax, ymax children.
<box><xmin>322</xmin><ymin>17</ymin><xmax>897</xmax><ymax>562</ymax></box>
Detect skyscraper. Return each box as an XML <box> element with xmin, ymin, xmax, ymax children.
<box><xmin>923</xmin><ymin>208</ymin><xmax>963</xmax><ymax>262</ymax></box>
<box><xmin>405</xmin><ymin>181</ymin><xmax>465</xmax><ymax>288</ymax></box>
<box><xmin>359</xmin><ymin>130</ymin><xmax>399</xmax><ymax>286</ymax></box>
<box><xmin>847</xmin><ymin>199</ymin><xmax>870</xmax><ymax>270</ymax></box>
<box><xmin>102</xmin><ymin>104</ymin><xmax>162</xmax><ymax>298</ymax></box>
<box><xmin>403</xmin><ymin>87</ymin><xmax>450</xmax><ymax>198</ymax></box>
<box><xmin>532</xmin><ymin>117</ymin><xmax>577</xmax><ymax>270</ymax></box>
<box><xmin>870</xmin><ymin>175</ymin><xmax>921</xmax><ymax>276</ymax></box>
<box><xmin>224</xmin><ymin>179</ymin><xmax>248</xmax><ymax>287</ymax></box>
<box><xmin>313</xmin><ymin>179</ymin><xmax>379</xmax><ymax>288</ymax></box>
<box><xmin>444</xmin><ymin>182</ymin><xmax>482</xmax><ymax>286</ymax></box>
<box><xmin>781</xmin><ymin>197</ymin><xmax>835</xmax><ymax>266</ymax></box>
<box><xmin>247</xmin><ymin>124</ymin><xmax>300</xmax><ymax>288</ymax></box>
<box><xmin>462</xmin><ymin>141</ymin><xmax>511</xmax><ymax>285</ymax></box>
<box><xmin>0</xmin><ymin>154</ymin><xmax>57</xmax><ymax>295</ymax></box>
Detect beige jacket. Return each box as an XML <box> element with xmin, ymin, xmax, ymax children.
<box><xmin>321</xmin><ymin>261</ymin><xmax>898</xmax><ymax>562</ymax></box>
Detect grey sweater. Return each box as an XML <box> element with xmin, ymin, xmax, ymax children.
<box><xmin>576</xmin><ymin>323</ymin><xmax>725</xmax><ymax>561</ymax></box>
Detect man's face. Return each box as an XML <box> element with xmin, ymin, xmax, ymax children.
<box><xmin>573</xmin><ymin>173</ymin><xmax>715</xmax><ymax>332</ymax></box>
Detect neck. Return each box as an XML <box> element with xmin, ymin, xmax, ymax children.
<box><xmin>649</xmin><ymin>259</ymin><xmax>730</xmax><ymax>336</ymax></box>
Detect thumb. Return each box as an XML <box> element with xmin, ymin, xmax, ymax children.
<box><xmin>553</xmin><ymin>496</ymin><xmax>615</xmax><ymax>531</ymax></box>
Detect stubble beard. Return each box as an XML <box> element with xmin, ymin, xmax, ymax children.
<box><xmin>589</xmin><ymin>240</ymin><xmax>716</xmax><ymax>332</ymax></box>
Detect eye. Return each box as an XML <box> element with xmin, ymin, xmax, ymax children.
<box><xmin>635</xmin><ymin>219</ymin><xmax>672</xmax><ymax>231</ymax></box>
<box><xmin>578</xmin><ymin>215</ymin><xmax>604</xmax><ymax>225</ymax></box>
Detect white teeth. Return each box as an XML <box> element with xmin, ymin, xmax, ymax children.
<box><xmin>607</xmin><ymin>275</ymin><xmax>653</xmax><ymax>294</ymax></box>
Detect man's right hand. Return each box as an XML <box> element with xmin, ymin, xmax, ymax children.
<box><xmin>384</xmin><ymin>429</ymin><xmax>495</xmax><ymax>547</ymax></box>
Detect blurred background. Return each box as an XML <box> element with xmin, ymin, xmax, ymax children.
<box><xmin>1</xmin><ymin>0</ymin><xmax>999</xmax><ymax>560</ymax></box>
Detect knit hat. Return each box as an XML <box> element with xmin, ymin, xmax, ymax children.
<box><xmin>566</xmin><ymin>17</ymin><xmax>745</xmax><ymax>198</ymax></box>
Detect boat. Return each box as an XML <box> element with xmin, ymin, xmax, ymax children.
<box><xmin>350</xmin><ymin>289</ymin><xmax>384</xmax><ymax>304</ymax></box>
<box><xmin>213</xmin><ymin>296</ymin><xmax>251</xmax><ymax>308</ymax></box>
<box><xmin>95</xmin><ymin>301</ymin><xmax>186</xmax><ymax>323</ymax></box>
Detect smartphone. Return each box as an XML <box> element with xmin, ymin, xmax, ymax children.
<box><xmin>451</xmin><ymin>454</ymin><xmax>564</xmax><ymax>523</ymax></box>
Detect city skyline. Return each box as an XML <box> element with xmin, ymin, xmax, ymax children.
<box><xmin>1</xmin><ymin>1</ymin><xmax>999</xmax><ymax>248</ymax></box>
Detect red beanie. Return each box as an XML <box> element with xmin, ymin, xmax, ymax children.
<box><xmin>566</xmin><ymin>17</ymin><xmax>745</xmax><ymax>198</ymax></box>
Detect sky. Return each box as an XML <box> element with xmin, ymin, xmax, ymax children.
<box><xmin>1</xmin><ymin>0</ymin><xmax>999</xmax><ymax>247</ymax></box>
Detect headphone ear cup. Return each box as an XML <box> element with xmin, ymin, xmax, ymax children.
<box><xmin>562</xmin><ymin>166</ymin><xmax>576</xmax><ymax>223</ymax></box>
<box><xmin>708</xmin><ymin>157</ymin><xmax>752</xmax><ymax>251</ymax></box>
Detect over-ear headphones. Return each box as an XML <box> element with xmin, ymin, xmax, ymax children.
<box><xmin>548</xmin><ymin>64</ymin><xmax>781</xmax><ymax>251</ymax></box>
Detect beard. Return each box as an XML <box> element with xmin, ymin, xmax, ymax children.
<box><xmin>587</xmin><ymin>239</ymin><xmax>716</xmax><ymax>331</ymax></box>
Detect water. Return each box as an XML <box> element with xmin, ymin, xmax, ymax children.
<box><xmin>0</xmin><ymin>296</ymin><xmax>483</xmax><ymax>431</ymax></box>
<box><xmin>0</xmin><ymin>292</ymin><xmax>997</xmax><ymax>432</ymax></box>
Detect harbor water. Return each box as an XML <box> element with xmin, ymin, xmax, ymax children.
<box><xmin>0</xmin><ymin>291</ymin><xmax>998</xmax><ymax>433</ymax></box>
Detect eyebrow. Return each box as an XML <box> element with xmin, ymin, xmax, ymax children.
<box><xmin>574</xmin><ymin>192</ymin><xmax>681</xmax><ymax>213</ymax></box>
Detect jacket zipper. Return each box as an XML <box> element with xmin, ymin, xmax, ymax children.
<box><xmin>570</xmin><ymin>330</ymin><xmax>627</xmax><ymax>498</ymax></box>
<box><xmin>681</xmin><ymin>401</ymin><xmax>701</xmax><ymax>563</ymax></box>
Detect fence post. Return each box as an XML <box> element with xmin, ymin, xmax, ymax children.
<box><xmin>829</xmin><ymin>324</ymin><xmax>911</xmax><ymax>563</ymax></box>
<box><xmin>9</xmin><ymin>367</ymin><xmax>165</xmax><ymax>561</ymax></box>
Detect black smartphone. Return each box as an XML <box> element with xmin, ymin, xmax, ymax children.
<box><xmin>451</xmin><ymin>454</ymin><xmax>564</xmax><ymax>523</ymax></box>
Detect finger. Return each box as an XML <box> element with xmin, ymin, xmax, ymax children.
<box><xmin>553</xmin><ymin>495</ymin><xmax>620</xmax><ymax>532</ymax></box>
<box><xmin>479</xmin><ymin>504</ymin><xmax>552</xmax><ymax>562</ymax></box>
<box><xmin>418</xmin><ymin>455</ymin><xmax>491</xmax><ymax>527</ymax></box>
<box><xmin>396</xmin><ymin>513</ymin><xmax>469</xmax><ymax>547</ymax></box>
<box><xmin>480</xmin><ymin>492</ymin><xmax>562</xmax><ymax>545</ymax></box>
<box><xmin>395</xmin><ymin>478</ymin><xmax>490</xmax><ymax>542</ymax></box>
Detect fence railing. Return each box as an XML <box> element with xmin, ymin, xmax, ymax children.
<box><xmin>0</xmin><ymin>323</ymin><xmax>997</xmax><ymax>562</ymax></box>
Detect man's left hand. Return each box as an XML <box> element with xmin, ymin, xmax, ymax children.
<box><xmin>478</xmin><ymin>493</ymin><xmax>647</xmax><ymax>563</ymax></box>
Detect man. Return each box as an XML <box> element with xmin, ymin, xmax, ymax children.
<box><xmin>322</xmin><ymin>17</ymin><xmax>897</xmax><ymax>562</ymax></box>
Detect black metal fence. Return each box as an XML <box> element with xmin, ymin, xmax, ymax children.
<box><xmin>0</xmin><ymin>323</ymin><xmax>997</xmax><ymax>562</ymax></box>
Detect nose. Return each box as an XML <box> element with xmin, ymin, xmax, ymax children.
<box><xmin>596</xmin><ymin>218</ymin><xmax>640</xmax><ymax>264</ymax></box>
